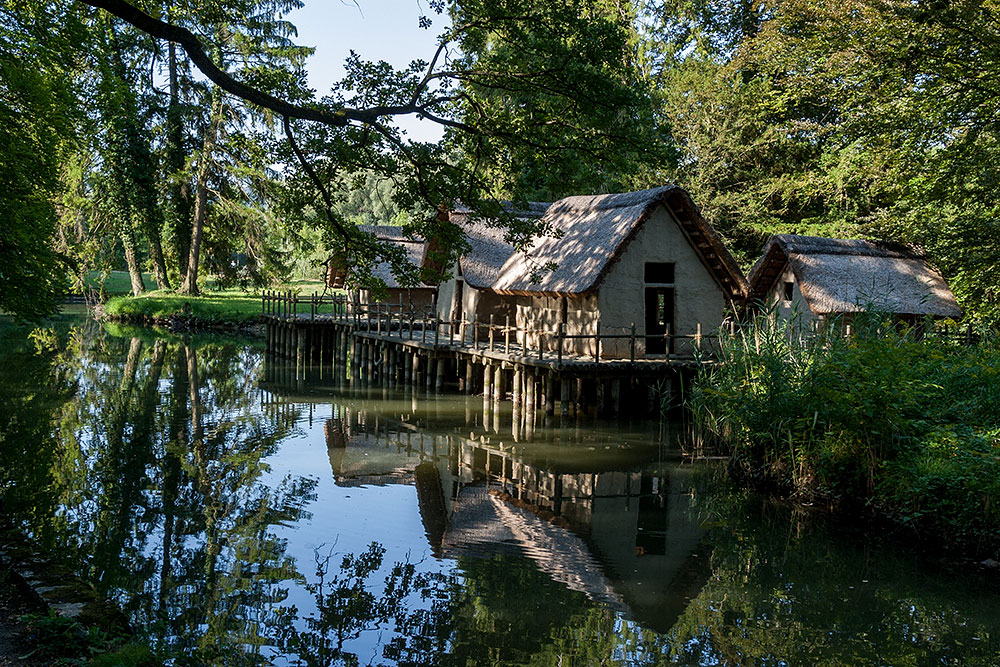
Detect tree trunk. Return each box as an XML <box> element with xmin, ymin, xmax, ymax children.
<box><xmin>121</xmin><ymin>226</ymin><xmax>146</xmax><ymax>296</ymax></box>
<box><xmin>179</xmin><ymin>86</ymin><xmax>223</xmax><ymax>296</ymax></box>
<box><xmin>144</xmin><ymin>210</ymin><xmax>171</xmax><ymax>290</ymax></box>
<box><xmin>167</xmin><ymin>41</ymin><xmax>192</xmax><ymax>282</ymax></box>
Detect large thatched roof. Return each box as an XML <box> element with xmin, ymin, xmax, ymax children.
<box><xmin>357</xmin><ymin>225</ymin><xmax>433</xmax><ymax>290</ymax></box>
<box><xmin>449</xmin><ymin>202</ymin><xmax>549</xmax><ymax>290</ymax></box>
<box><xmin>488</xmin><ymin>186</ymin><xmax>747</xmax><ymax>301</ymax></box>
<box><xmin>748</xmin><ymin>234</ymin><xmax>961</xmax><ymax>317</ymax></box>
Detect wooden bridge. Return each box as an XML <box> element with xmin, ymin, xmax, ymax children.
<box><xmin>261</xmin><ymin>291</ymin><xmax>713</xmax><ymax>418</ymax></box>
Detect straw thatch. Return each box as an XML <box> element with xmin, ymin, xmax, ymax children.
<box><xmin>449</xmin><ymin>202</ymin><xmax>549</xmax><ymax>290</ymax></box>
<box><xmin>357</xmin><ymin>225</ymin><xmax>433</xmax><ymax>289</ymax></box>
<box><xmin>489</xmin><ymin>185</ymin><xmax>747</xmax><ymax>300</ymax></box>
<box><xmin>748</xmin><ymin>234</ymin><xmax>961</xmax><ymax>317</ymax></box>
<box><xmin>357</xmin><ymin>224</ymin><xmax>423</xmax><ymax>244</ymax></box>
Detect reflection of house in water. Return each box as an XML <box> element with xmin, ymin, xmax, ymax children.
<box><xmin>313</xmin><ymin>394</ymin><xmax>710</xmax><ymax>633</ymax></box>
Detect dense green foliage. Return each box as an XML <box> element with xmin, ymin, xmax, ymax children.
<box><xmin>642</xmin><ymin>0</ymin><xmax>1000</xmax><ymax>322</ymax></box>
<box><xmin>690</xmin><ymin>313</ymin><xmax>1000</xmax><ymax>553</ymax></box>
<box><xmin>0</xmin><ymin>1</ymin><xmax>82</xmax><ymax>319</ymax></box>
<box><xmin>4</xmin><ymin>0</ymin><xmax>999</xmax><ymax>323</ymax></box>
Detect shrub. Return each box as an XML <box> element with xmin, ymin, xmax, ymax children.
<box><xmin>690</xmin><ymin>309</ymin><xmax>1000</xmax><ymax>552</ymax></box>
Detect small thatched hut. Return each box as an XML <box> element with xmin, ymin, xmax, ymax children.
<box><xmin>328</xmin><ymin>225</ymin><xmax>437</xmax><ymax>312</ymax></box>
<box><xmin>435</xmin><ymin>202</ymin><xmax>549</xmax><ymax>327</ymax></box>
<box><xmin>747</xmin><ymin>234</ymin><xmax>961</xmax><ymax>325</ymax></box>
<box><xmin>437</xmin><ymin>185</ymin><xmax>747</xmax><ymax>357</ymax></box>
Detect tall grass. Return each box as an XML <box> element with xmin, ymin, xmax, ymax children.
<box><xmin>689</xmin><ymin>309</ymin><xmax>1000</xmax><ymax>554</ymax></box>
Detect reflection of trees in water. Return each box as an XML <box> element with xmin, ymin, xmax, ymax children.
<box><xmin>0</xmin><ymin>325</ymin><xmax>314</xmax><ymax>665</ymax></box>
<box><xmin>663</xmin><ymin>487</ymin><xmax>1000</xmax><ymax>666</ymax></box>
<box><xmin>279</xmin><ymin>542</ymin><xmax>656</xmax><ymax>667</ymax></box>
<box><xmin>2</xmin><ymin>323</ymin><xmax>999</xmax><ymax>666</ymax></box>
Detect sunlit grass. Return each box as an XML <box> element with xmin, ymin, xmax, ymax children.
<box><xmin>103</xmin><ymin>279</ymin><xmax>335</xmax><ymax>325</ymax></box>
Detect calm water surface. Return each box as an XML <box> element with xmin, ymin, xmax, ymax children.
<box><xmin>0</xmin><ymin>315</ymin><xmax>998</xmax><ymax>666</ymax></box>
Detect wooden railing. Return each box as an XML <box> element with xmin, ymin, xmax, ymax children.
<box><xmin>261</xmin><ymin>291</ymin><xmax>717</xmax><ymax>363</ymax></box>
<box><xmin>263</xmin><ymin>292</ymin><xmax>986</xmax><ymax>364</ymax></box>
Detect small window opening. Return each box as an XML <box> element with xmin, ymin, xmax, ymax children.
<box><xmin>783</xmin><ymin>281</ymin><xmax>794</xmax><ymax>302</ymax></box>
<box><xmin>645</xmin><ymin>262</ymin><xmax>675</xmax><ymax>284</ymax></box>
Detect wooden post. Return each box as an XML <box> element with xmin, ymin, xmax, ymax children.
<box><xmin>483</xmin><ymin>363</ymin><xmax>493</xmax><ymax>399</ymax></box>
<box><xmin>545</xmin><ymin>372</ymin><xmax>556</xmax><ymax>416</ymax></box>
<box><xmin>560</xmin><ymin>376</ymin><xmax>570</xmax><ymax>417</ymax></box>
<box><xmin>381</xmin><ymin>345</ymin><xmax>390</xmax><ymax>385</ymax></box>
<box><xmin>366</xmin><ymin>341</ymin><xmax>375</xmax><ymax>382</ymax></box>
<box><xmin>504</xmin><ymin>316</ymin><xmax>511</xmax><ymax>354</ymax></box>
<box><xmin>525</xmin><ymin>370</ymin><xmax>535</xmax><ymax>420</ymax></box>
<box><xmin>435</xmin><ymin>357</ymin><xmax>445</xmax><ymax>393</ymax></box>
<box><xmin>464</xmin><ymin>359</ymin><xmax>474</xmax><ymax>394</ymax></box>
<box><xmin>489</xmin><ymin>314</ymin><xmax>495</xmax><ymax>351</ymax></box>
<box><xmin>512</xmin><ymin>367</ymin><xmax>522</xmax><ymax>410</ymax></box>
<box><xmin>473</xmin><ymin>315</ymin><xmax>479</xmax><ymax>349</ymax></box>
<box><xmin>696</xmin><ymin>322</ymin><xmax>702</xmax><ymax>351</ymax></box>
<box><xmin>594</xmin><ymin>318</ymin><xmax>601</xmax><ymax>362</ymax></box>
<box><xmin>493</xmin><ymin>364</ymin><xmax>504</xmax><ymax>403</ymax></box>
<box><xmin>557</xmin><ymin>323</ymin><xmax>564</xmax><ymax>365</ymax></box>
<box><xmin>435</xmin><ymin>318</ymin><xmax>441</xmax><ymax>347</ymax></box>
<box><xmin>629</xmin><ymin>323</ymin><xmax>636</xmax><ymax>363</ymax></box>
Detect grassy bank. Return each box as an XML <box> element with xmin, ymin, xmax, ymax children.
<box><xmin>103</xmin><ymin>280</ymin><xmax>328</xmax><ymax>327</ymax></box>
<box><xmin>689</xmin><ymin>313</ymin><xmax>1000</xmax><ymax>556</ymax></box>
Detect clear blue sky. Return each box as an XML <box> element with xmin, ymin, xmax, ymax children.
<box><xmin>285</xmin><ymin>0</ymin><xmax>449</xmax><ymax>143</ymax></box>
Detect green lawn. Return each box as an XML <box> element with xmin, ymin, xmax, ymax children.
<box><xmin>102</xmin><ymin>279</ymin><xmax>333</xmax><ymax>325</ymax></box>
<box><xmin>83</xmin><ymin>270</ymin><xmax>158</xmax><ymax>295</ymax></box>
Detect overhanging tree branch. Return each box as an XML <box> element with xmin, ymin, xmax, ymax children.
<box><xmin>79</xmin><ymin>0</ymin><xmax>408</xmax><ymax>128</ymax></box>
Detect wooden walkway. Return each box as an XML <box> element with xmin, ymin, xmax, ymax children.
<box><xmin>261</xmin><ymin>292</ymin><xmax>708</xmax><ymax>418</ymax></box>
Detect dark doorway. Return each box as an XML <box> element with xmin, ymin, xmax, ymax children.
<box><xmin>645</xmin><ymin>287</ymin><xmax>674</xmax><ymax>354</ymax></box>
<box><xmin>451</xmin><ymin>280</ymin><xmax>464</xmax><ymax>334</ymax></box>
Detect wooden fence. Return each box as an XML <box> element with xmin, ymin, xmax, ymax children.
<box><xmin>261</xmin><ymin>291</ymin><xmax>717</xmax><ymax>363</ymax></box>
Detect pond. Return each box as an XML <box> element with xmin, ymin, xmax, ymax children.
<box><xmin>0</xmin><ymin>315</ymin><xmax>998</xmax><ymax>665</ymax></box>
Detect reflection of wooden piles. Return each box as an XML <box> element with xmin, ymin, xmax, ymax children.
<box><xmin>325</xmin><ymin>418</ymin><xmax>347</xmax><ymax>476</ymax></box>
<box><xmin>414</xmin><ymin>462</ymin><xmax>447</xmax><ymax>558</ymax></box>
<box><xmin>325</xmin><ymin>418</ymin><xmax>347</xmax><ymax>448</ymax></box>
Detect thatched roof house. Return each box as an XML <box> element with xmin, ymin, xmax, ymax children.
<box><xmin>748</xmin><ymin>234</ymin><xmax>961</xmax><ymax>321</ymax></box>
<box><xmin>448</xmin><ymin>201</ymin><xmax>549</xmax><ymax>289</ymax></box>
<box><xmin>332</xmin><ymin>225</ymin><xmax>437</xmax><ymax>311</ymax></box>
<box><xmin>435</xmin><ymin>202</ymin><xmax>549</xmax><ymax>326</ymax></box>
<box><xmin>437</xmin><ymin>185</ymin><xmax>748</xmax><ymax>358</ymax></box>
<box><xmin>491</xmin><ymin>186</ymin><xmax>745</xmax><ymax>300</ymax></box>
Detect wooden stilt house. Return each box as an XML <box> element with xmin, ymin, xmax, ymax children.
<box><xmin>434</xmin><ymin>202</ymin><xmax>550</xmax><ymax>327</ymax></box>
<box><xmin>326</xmin><ymin>225</ymin><xmax>438</xmax><ymax>313</ymax></box>
<box><xmin>747</xmin><ymin>234</ymin><xmax>961</xmax><ymax>326</ymax></box>
<box><xmin>437</xmin><ymin>186</ymin><xmax>747</xmax><ymax>358</ymax></box>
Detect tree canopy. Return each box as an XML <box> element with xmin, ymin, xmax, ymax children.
<box><xmin>2</xmin><ymin>0</ymin><xmax>998</xmax><ymax>323</ymax></box>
